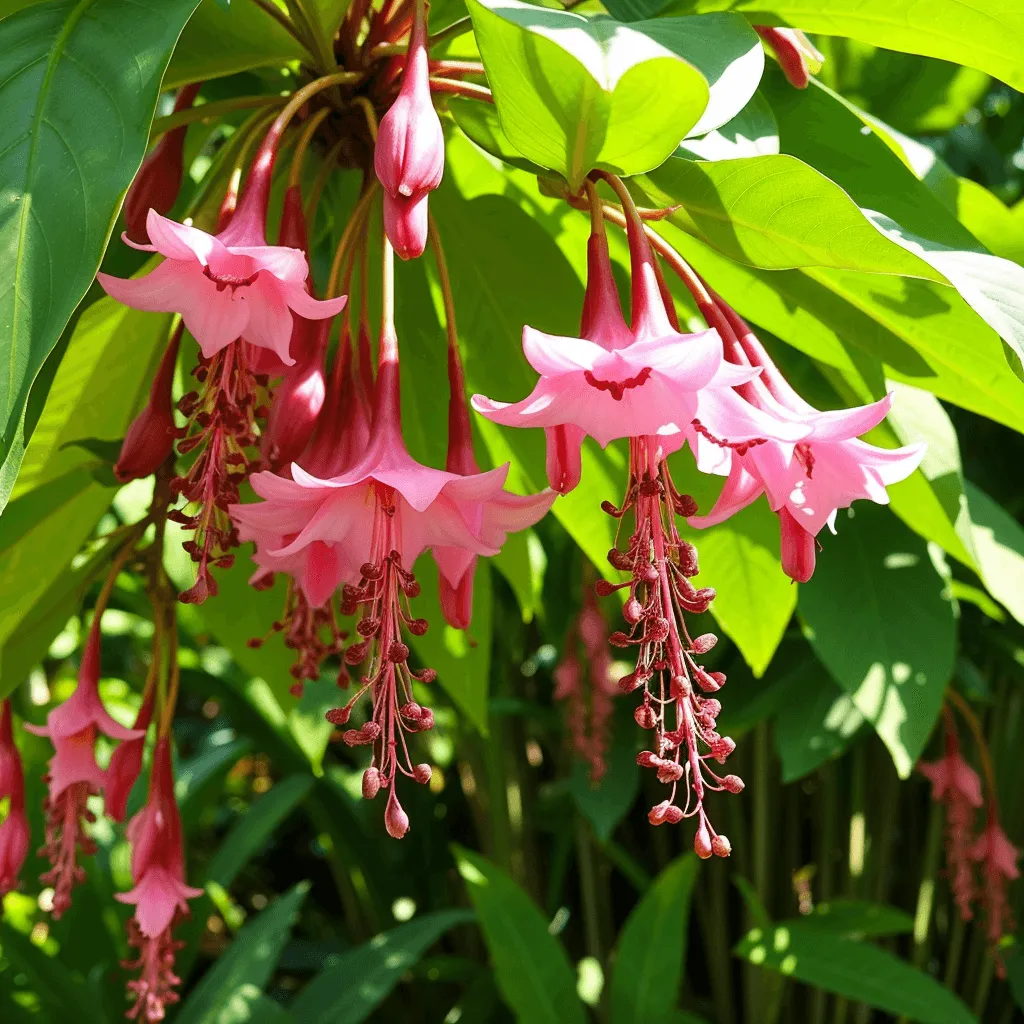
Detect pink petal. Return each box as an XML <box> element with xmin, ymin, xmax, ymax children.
<box><xmin>689</xmin><ymin>460</ymin><xmax>764</xmax><ymax>528</ymax></box>
<box><xmin>522</xmin><ymin>326</ymin><xmax>603</xmax><ymax>374</ymax></box>
<box><xmin>227</xmin><ymin>243</ymin><xmax>309</xmax><ymax>283</ymax></box>
<box><xmin>301</xmin><ymin>541</ymin><xmax>346</xmax><ymax>608</ymax></box>
<box><xmin>241</xmin><ymin>278</ymin><xmax>295</xmax><ymax>366</ymax></box>
<box><xmin>696</xmin><ymin>386</ymin><xmax>809</xmax><ymax>446</ymax></box>
<box><xmin>146</xmin><ymin>210</ymin><xmax>220</xmax><ymax>264</ymax></box>
<box><xmin>806</xmin><ymin>395</ymin><xmax>893</xmax><ymax>442</ymax></box>
<box><xmin>97</xmin><ymin>260</ymin><xmax>193</xmax><ymax>314</ymax></box>
<box><xmin>283</xmin><ymin>285</ymin><xmax>348</xmax><ymax>322</ymax></box>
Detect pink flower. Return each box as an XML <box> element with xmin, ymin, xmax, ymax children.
<box><xmin>969</xmin><ymin>816</ymin><xmax>1020</xmax><ymax>956</ymax></box>
<box><xmin>26</xmin><ymin>617</ymin><xmax>145</xmax><ymax>916</ymax></box>
<box><xmin>688</xmin><ymin>304</ymin><xmax>924</xmax><ymax>582</ymax></box>
<box><xmin>123</xmin><ymin>84</ymin><xmax>202</xmax><ymax>245</ymax></box>
<box><xmin>0</xmin><ymin>701</ymin><xmax>29</xmax><ymax>897</ymax></box>
<box><xmin>375</xmin><ymin>16</ymin><xmax>444</xmax><ymax>259</ymax></box>
<box><xmin>105</xmin><ymin>688</ymin><xmax>156</xmax><ymax>823</ymax></box>
<box><xmin>118</xmin><ymin>738</ymin><xmax>202</xmax><ymax>1021</ymax></box>
<box><xmin>919</xmin><ymin>729</ymin><xmax>984</xmax><ymax>921</ymax></box>
<box><xmin>97</xmin><ymin>198</ymin><xmax>346</xmax><ymax>363</ymax></box>
<box><xmin>115</xmin><ymin>324</ymin><xmax>182</xmax><ymax>483</ymax></box>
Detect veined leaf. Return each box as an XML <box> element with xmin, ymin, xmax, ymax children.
<box><xmin>964</xmin><ymin>482</ymin><xmax>1024</xmax><ymax>628</ymax></box>
<box><xmin>734</xmin><ymin>921</ymin><xmax>976</xmax><ymax>1023</ymax></box>
<box><xmin>794</xmin><ymin>900</ymin><xmax>913</xmax><ymax>938</ymax></box>
<box><xmin>0</xmin><ymin>0</ymin><xmax>202</xmax><ymax>510</ymax></box>
<box><xmin>798</xmin><ymin>503</ymin><xmax>956</xmax><ymax>777</ymax></box>
<box><xmin>466</xmin><ymin>0</ymin><xmax>710</xmax><ymax>188</ymax></box>
<box><xmin>662</xmin><ymin>0</ymin><xmax>1024</xmax><ymax>91</ymax></box>
<box><xmin>454</xmin><ymin>846</ymin><xmax>587</xmax><ymax>1024</ymax></box>
<box><xmin>609</xmin><ymin>855</ymin><xmax>700</xmax><ymax>1024</ymax></box>
<box><xmin>289</xmin><ymin>910</ymin><xmax>474</xmax><ymax>1024</ymax></box>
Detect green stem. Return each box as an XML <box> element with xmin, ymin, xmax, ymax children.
<box><xmin>811</xmin><ymin>762</ymin><xmax>838</xmax><ymax>1024</ymax></box>
<box><xmin>152</xmin><ymin>94</ymin><xmax>287</xmax><ymax>137</ymax></box>
<box><xmin>912</xmin><ymin>800</ymin><xmax>944</xmax><ymax>966</ymax></box>
<box><xmin>576</xmin><ymin>819</ymin><xmax>604</xmax><ymax>962</ymax></box>
<box><xmin>699</xmin><ymin>861</ymin><xmax>736</xmax><ymax>1024</ymax></box>
<box><xmin>944</xmin><ymin>913</ymin><xmax>967</xmax><ymax>989</ymax></box>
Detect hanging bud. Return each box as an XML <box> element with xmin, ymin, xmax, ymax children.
<box><xmin>104</xmin><ymin>688</ymin><xmax>156</xmax><ymax>822</ymax></box>
<box><xmin>754</xmin><ymin>26</ymin><xmax>824</xmax><ymax>89</ymax></box>
<box><xmin>385</xmin><ymin>786</ymin><xmax>410</xmax><ymax>839</ymax></box>
<box><xmin>779</xmin><ymin>506</ymin><xmax>816</xmax><ymax>583</ymax></box>
<box><xmin>0</xmin><ymin>701</ymin><xmax>29</xmax><ymax>897</ymax></box>
<box><xmin>438</xmin><ymin>570</ymin><xmax>474</xmax><ymax>630</ymax></box>
<box><xmin>123</xmin><ymin>84</ymin><xmax>202</xmax><ymax>244</ymax></box>
<box><xmin>374</xmin><ymin>15</ymin><xmax>444</xmax><ymax>259</ymax></box>
<box><xmin>362</xmin><ymin>767</ymin><xmax>381</xmax><ymax>800</ymax></box>
<box><xmin>114</xmin><ymin>326</ymin><xmax>182</xmax><ymax>483</ymax></box>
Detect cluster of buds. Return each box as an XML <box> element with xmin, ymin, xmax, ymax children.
<box><xmin>919</xmin><ymin>704</ymin><xmax>1020</xmax><ymax>973</ymax></box>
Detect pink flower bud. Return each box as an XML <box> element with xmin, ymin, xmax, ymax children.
<box><xmin>385</xmin><ymin>787</ymin><xmax>410</xmax><ymax>839</ymax></box>
<box><xmin>438</xmin><ymin>564</ymin><xmax>474</xmax><ymax>630</ymax></box>
<box><xmin>114</xmin><ymin>327</ymin><xmax>181</xmax><ymax>482</ymax></box>
<box><xmin>691</xmin><ymin>632</ymin><xmax>718</xmax><ymax>654</ymax></box>
<box><xmin>374</xmin><ymin>23</ymin><xmax>444</xmax><ymax>260</ymax></box>
<box><xmin>544</xmin><ymin>424</ymin><xmax>583</xmax><ymax>494</ymax></box>
<box><xmin>123</xmin><ymin>84</ymin><xmax>201</xmax><ymax>243</ymax></box>
<box><xmin>362</xmin><ymin>767</ymin><xmax>381</xmax><ymax>800</ymax></box>
<box><xmin>278</xmin><ymin>184</ymin><xmax>308</xmax><ymax>252</ymax></box>
<box><xmin>648</xmin><ymin>800</ymin><xmax>671</xmax><ymax>825</ymax></box>
<box><xmin>635</xmin><ymin>703</ymin><xmax>656</xmax><ymax>729</ymax></box>
<box><xmin>623</xmin><ymin>597</ymin><xmax>644</xmax><ymax>625</ymax></box>
<box><xmin>413</xmin><ymin>763</ymin><xmax>432</xmax><ymax>785</ymax></box>
<box><xmin>694</xmin><ymin>821</ymin><xmax>713</xmax><ymax>859</ymax></box>
<box><xmin>712</xmin><ymin>834</ymin><xmax>732</xmax><ymax>858</ymax></box>
<box><xmin>723</xmin><ymin>774</ymin><xmax>745</xmax><ymax>794</ymax></box>
<box><xmin>779</xmin><ymin>506</ymin><xmax>816</xmax><ymax>583</ymax></box>
<box><xmin>754</xmin><ymin>27</ymin><xmax>824</xmax><ymax>90</ymax></box>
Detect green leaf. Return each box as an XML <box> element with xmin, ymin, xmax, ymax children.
<box><xmin>175</xmin><ymin>883</ymin><xmax>309</xmax><ymax>1024</ymax></box>
<box><xmin>601</xmin><ymin>0</ymin><xmax>670</xmax><ymax>21</ymax></box>
<box><xmin>449</xmin><ymin>98</ymin><xmax>550</xmax><ymax>175</ymax></box>
<box><xmin>663</xmin><ymin>0</ymin><xmax>1024</xmax><ymax>91</ymax></box>
<box><xmin>609</xmin><ymin>855</ymin><xmax>700</xmax><ymax>1024</ymax></box>
<box><xmin>492</xmin><ymin>528</ymin><xmax>546</xmax><ymax>622</ymax></box>
<box><xmin>794</xmin><ymin>900</ymin><xmax>913</xmax><ymax>938</ymax></box>
<box><xmin>678</xmin><ymin>90</ymin><xmax>779</xmax><ymax>161</ymax></box>
<box><xmin>631</xmin><ymin>14</ymin><xmax>764</xmax><ymax>138</ymax></box>
<box><xmin>205</xmin><ymin>775</ymin><xmax>315</xmax><ymax>889</ymax></box>
<box><xmin>772</xmin><ymin>661</ymin><xmax>863</xmax><ymax>781</ymax></box>
<box><xmin>165</xmin><ymin>0</ymin><xmax>306</xmax><ymax>86</ymax></box>
<box><xmin>964</xmin><ymin>482</ymin><xmax>1024</xmax><ymax>628</ymax></box>
<box><xmin>0</xmin><ymin>0</ymin><xmax>201</xmax><ymax>509</ymax></box>
<box><xmin>289</xmin><ymin>910</ymin><xmax>475</xmax><ymax>1024</ymax></box>
<box><xmin>734</xmin><ymin>922</ymin><xmax>976</xmax><ymax>1023</ymax></box>
<box><xmin>642</xmin><ymin>155</ymin><xmax>941</xmax><ymax>279</ymax></box>
<box><xmin>465</xmin><ymin>0</ymin><xmax>710</xmax><ymax>188</ymax></box>
<box><xmin>798</xmin><ymin>504</ymin><xmax>956</xmax><ymax>777</ymax></box>
<box><xmin>454</xmin><ymin>846</ymin><xmax>587</xmax><ymax>1024</ymax></box>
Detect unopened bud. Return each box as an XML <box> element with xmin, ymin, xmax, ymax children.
<box><xmin>623</xmin><ymin>598</ymin><xmax>644</xmax><ymax>625</ymax></box>
<box><xmin>694</xmin><ymin>822</ymin><xmax>713</xmax><ymax>859</ymax></box>
<box><xmin>413</xmin><ymin>763</ymin><xmax>433</xmax><ymax>785</ymax></box>
<box><xmin>691</xmin><ymin>633</ymin><xmax>718</xmax><ymax>655</ymax></box>
<box><xmin>384</xmin><ymin>788</ymin><xmax>410</xmax><ymax>839</ymax></box>
<box><xmin>712</xmin><ymin>834</ymin><xmax>732</xmax><ymax>858</ymax></box>
<box><xmin>362</xmin><ymin>767</ymin><xmax>381</xmax><ymax>800</ymax></box>
<box><xmin>723</xmin><ymin>774</ymin><xmax>745</xmax><ymax>794</ymax></box>
<box><xmin>634</xmin><ymin>703</ymin><xmax>656</xmax><ymax>730</ymax></box>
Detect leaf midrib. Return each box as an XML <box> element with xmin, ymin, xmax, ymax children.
<box><xmin>7</xmin><ymin>0</ymin><xmax>95</xmax><ymax>430</ymax></box>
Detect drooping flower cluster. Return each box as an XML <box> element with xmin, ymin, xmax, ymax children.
<box><xmin>0</xmin><ymin>700</ymin><xmax>29</xmax><ymax>897</ymax></box>
<box><xmin>920</xmin><ymin>704</ymin><xmax>1020</xmax><ymax>972</ymax></box>
<box><xmin>554</xmin><ymin>592</ymin><xmax>619</xmax><ymax>783</ymax></box>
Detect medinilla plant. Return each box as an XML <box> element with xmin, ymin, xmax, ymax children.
<box><xmin>1</xmin><ymin>0</ymin><xmax>1023</xmax><ymax>1022</ymax></box>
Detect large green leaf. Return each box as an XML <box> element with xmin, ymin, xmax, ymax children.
<box><xmin>454</xmin><ymin>846</ymin><xmax>587</xmax><ymax>1024</ymax></box>
<box><xmin>662</xmin><ymin>0</ymin><xmax>1024</xmax><ymax>91</ymax></box>
<box><xmin>798</xmin><ymin>504</ymin><xmax>956</xmax><ymax>777</ymax></box>
<box><xmin>205</xmin><ymin>775</ymin><xmax>315</xmax><ymax>889</ymax></box>
<box><xmin>734</xmin><ymin>921</ymin><xmax>976</xmax><ymax>1023</ymax></box>
<box><xmin>793</xmin><ymin>900</ymin><xmax>913</xmax><ymax>938</ymax></box>
<box><xmin>465</xmin><ymin>0</ymin><xmax>710</xmax><ymax>188</ymax></box>
<box><xmin>609</xmin><ymin>855</ymin><xmax>700</xmax><ymax>1024</ymax></box>
<box><xmin>964</xmin><ymin>482</ymin><xmax>1024</xmax><ymax>628</ymax></box>
<box><xmin>643</xmin><ymin>155</ymin><xmax>941</xmax><ymax>279</ymax></box>
<box><xmin>0</xmin><ymin>0</ymin><xmax>202</xmax><ymax>510</ymax></box>
<box><xmin>289</xmin><ymin>910</ymin><xmax>474</xmax><ymax>1024</ymax></box>
<box><xmin>165</xmin><ymin>0</ymin><xmax>306</xmax><ymax>86</ymax></box>
<box><xmin>175</xmin><ymin>883</ymin><xmax>309</xmax><ymax>1024</ymax></box>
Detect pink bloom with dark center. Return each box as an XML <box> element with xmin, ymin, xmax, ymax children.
<box><xmin>919</xmin><ymin>730</ymin><xmax>984</xmax><ymax>921</ymax></box>
<box><xmin>98</xmin><ymin>165</ymin><xmax>346</xmax><ymax>363</ymax></box>
<box><xmin>688</xmin><ymin>303</ymin><xmax>924</xmax><ymax>582</ymax></box>
<box><xmin>0</xmin><ymin>700</ymin><xmax>29</xmax><ymax>897</ymax></box>
<box><xmin>118</xmin><ymin>737</ymin><xmax>202</xmax><ymax>1022</ymax></box>
<box><xmin>374</xmin><ymin>15</ymin><xmax>444</xmax><ymax>259</ymax></box>
<box><xmin>26</xmin><ymin>618</ymin><xmax>145</xmax><ymax>917</ymax></box>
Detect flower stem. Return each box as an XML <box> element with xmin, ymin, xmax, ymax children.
<box><xmin>288</xmin><ymin>106</ymin><xmax>332</xmax><ymax>187</ymax></box>
<box><xmin>429</xmin><ymin>77</ymin><xmax>494</xmax><ymax>102</ymax></box>
<box><xmin>151</xmin><ymin>95</ymin><xmax>287</xmax><ymax>137</ymax></box>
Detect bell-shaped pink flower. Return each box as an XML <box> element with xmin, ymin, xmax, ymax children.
<box><xmin>0</xmin><ymin>701</ymin><xmax>29</xmax><ymax>897</ymax></box>
<box><xmin>26</xmin><ymin>617</ymin><xmax>145</xmax><ymax>917</ymax></box>
<box><xmin>105</xmin><ymin>688</ymin><xmax>156</xmax><ymax>823</ymax></box>
<box><xmin>374</xmin><ymin>17</ymin><xmax>444</xmax><ymax>259</ymax></box>
<box><xmin>118</xmin><ymin>737</ymin><xmax>202</xmax><ymax>1020</ymax></box>
<box><xmin>123</xmin><ymin>84</ymin><xmax>202</xmax><ymax>245</ymax></box>
<box><xmin>688</xmin><ymin>305</ymin><xmax>924</xmax><ymax>581</ymax></box>
<box><xmin>98</xmin><ymin>150</ymin><xmax>346</xmax><ymax>362</ymax></box>
<box><xmin>473</xmin><ymin>210</ymin><xmax>734</xmax><ymax>473</ymax></box>
<box><xmin>115</xmin><ymin>325</ymin><xmax>182</xmax><ymax>483</ymax></box>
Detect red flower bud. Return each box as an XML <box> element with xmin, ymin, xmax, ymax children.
<box><xmin>114</xmin><ymin>326</ymin><xmax>181</xmax><ymax>482</ymax></box>
<box><xmin>123</xmin><ymin>84</ymin><xmax>202</xmax><ymax>244</ymax></box>
<box><xmin>694</xmin><ymin>821</ymin><xmax>713</xmax><ymax>859</ymax></box>
<box><xmin>362</xmin><ymin>767</ymin><xmax>381</xmax><ymax>800</ymax></box>
<box><xmin>779</xmin><ymin>506</ymin><xmax>816</xmax><ymax>583</ymax></box>
<box><xmin>385</xmin><ymin>786</ymin><xmax>410</xmax><ymax>839</ymax></box>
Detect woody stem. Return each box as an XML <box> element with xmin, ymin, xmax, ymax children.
<box><xmin>946</xmin><ymin>689</ymin><xmax>998</xmax><ymax>810</ymax></box>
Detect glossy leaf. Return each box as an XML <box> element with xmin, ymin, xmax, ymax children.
<box><xmin>678</xmin><ymin>90</ymin><xmax>779</xmax><ymax>161</ymax></box>
<box><xmin>175</xmin><ymin>883</ymin><xmax>309</xmax><ymax>1024</ymax></box>
<box><xmin>965</xmin><ymin>482</ymin><xmax>1024</xmax><ymax>628</ymax></box>
<box><xmin>794</xmin><ymin>900</ymin><xmax>914</xmax><ymax>938</ymax></box>
<box><xmin>455</xmin><ymin>846</ymin><xmax>587</xmax><ymax>1024</ymax></box>
<box><xmin>0</xmin><ymin>0</ymin><xmax>201</xmax><ymax>510</ymax></box>
<box><xmin>798</xmin><ymin>503</ymin><xmax>956</xmax><ymax>777</ymax></box>
<box><xmin>465</xmin><ymin>0</ymin><xmax>710</xmax><ymax>188</ymax></box>
<box><xmin>662</xmin><ymin>0</ymin><xmax>1024</xmax><ymax>91</ymax></box>
<box><xmin>643</xmin><ymin>156</ymin><xmax>941</xmax><ymax>278</ymax></box>
<box><xmin>609</xmin><ymin>855</ymin><xmax>700</xmax><ymax>1024</ymax></box>
<box><xmin>734</xmin><ymin>922</ymin><xmax>976</xmax><ymax>1023</ymax></box>
<box><xmin>289</xmin><ymin>910</ymin><xmax>475</xmax><ymax>1023</ymax></box>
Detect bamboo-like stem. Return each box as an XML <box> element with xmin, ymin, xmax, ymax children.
<box><xmin>575</xmin><ymin>819</ymin><xmax>604</xmax><ymax>962</ymax></box>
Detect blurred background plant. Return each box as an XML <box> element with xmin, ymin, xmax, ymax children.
<box><xmin>1</xmin><ymin>2</ymin><xmax>1024</xmax><ymax>1023</ymax></box>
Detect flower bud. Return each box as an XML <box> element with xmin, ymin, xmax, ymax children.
<box><xmin>754</xmin><ymin>26</ymin><xmax>824</xmax><ymax>89</ymax></box>
<box><xmin>545</xmin><ymin>424</ymin><xmax>583</xmax><ymax>494</ymax></box>
<box><xmin>362</xmin><ymin>767</ymin><xmax>381</xmax><ymax>800</ymax></box>
<box><xmin>114</xmin><ymin>326</ymin><xmax>182</xmax><ymax>482</ymax></box>
<box><xmin>691</xmin><ymin>632</ymin><xmax>718</xmax><ymax>655</ymax></box>
<box><xmin>712</xmin><ymin>834</ymin><xmax>732</xmax><ymax>858</ymax></box>
<box><xmin>623</xmin><ymin>597</ymin><xmax>645</xmax><ymax>625</ymax></box>
<box><xmin>635</xmin><ymin>703</ymin><xmax>656</xmax><ymax>729</ymax></box>
<box><xmin>779</xmin><ymin>507</ymin><xmax>816</xmax><ymax>583</ymax></box>
<box><xmin>123</xmin><ymin>83</ymin><xmax>201</xmax><ymax>243</ymax></box>
<box><xmin>385</xmin><ymin>787</ymin><xmax>410</xmax><ymax>839</ymax></box>
<box><xmin>438</xmin><ymin>564</ymin><xmax>474</xmax><ymax>630</ymax></box>
<box><xmin>694</xmin><ymin>821</ymin><xmax>713</xmax><ymax>859</ymax></box>
<box><xmin>723</xmin><ymin>774</ymin><xmax>745</xmax><ymax>794</ymax></box>
<box><xmin>413</xmin><ymin>763</ymin><xmax>433</xmax><ymax>785</ymax></box>
<box><xmin>374</xmin><ymin>23</ymin><xmax>444</xmax><ymax>260</ymax></box>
